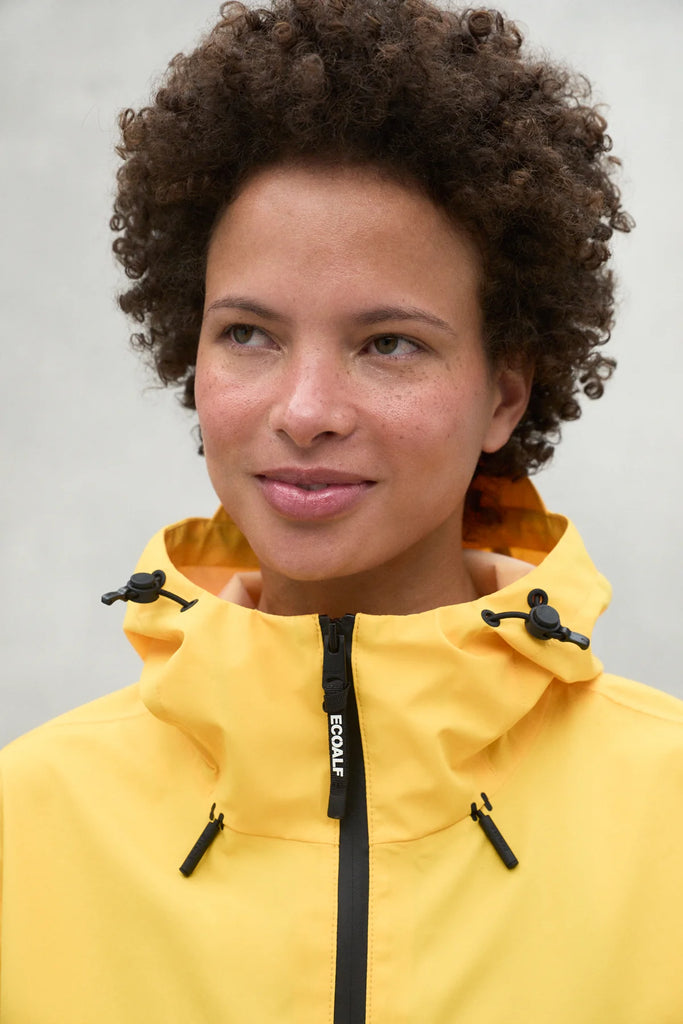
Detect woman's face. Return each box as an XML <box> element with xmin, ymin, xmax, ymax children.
<box><xmin>195</xmin><ymin>164</ymin><xmax>528</xmax><ymax>607</ymax></box>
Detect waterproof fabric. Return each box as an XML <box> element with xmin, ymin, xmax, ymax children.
<box><xmin>1</xmin><ymin>478</ymin><xmax>682</xmax><ymax>1023</ymax></box>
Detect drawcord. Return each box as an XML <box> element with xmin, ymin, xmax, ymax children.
<box><xmin>103</xmin><ymin>571</ymin><xmax>214</xmax><ymax>875</ymax></box>
<box><xmin>470</xmin><ymin>793</ymin><xmax>518</xmax><ymax>870</ymax></box>
<box><xmin>482</xmin><ymin>588</ymin><xmax>590</xmax><ymax>649</ymax></box>
<box><xmin>101</xmin><ymin>570</ymin><xmax>198</xmax><ymax>612</ymax></box>
<box><xmin>478</xmin><ymin>587</ymin><xmax>586</xmax><ymax>870</ymax></box>
<box><xmin>101</xmin><ymin>580</ymin><xmax>545</xmax><ymax>872</ymax></box>
<box><xmin>180</xmin><ymin>804</ymin><xmax>225</xmax><ymax>877</ymax></box>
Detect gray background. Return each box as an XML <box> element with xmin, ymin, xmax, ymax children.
<box><xmin>1</xmin><ymin>0</ymin><xmax>681</xmax><ymax>748</ymax></box>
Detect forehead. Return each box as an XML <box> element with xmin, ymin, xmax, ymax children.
<box><xmin>206</xmin><ymin>162</ymin><xmax>482</xmax><ymax>306</ymax></box>
<box><xmin>220</xmin><ymin>161</ymin><xmax>467</xmax><ymax>235</ymax></box>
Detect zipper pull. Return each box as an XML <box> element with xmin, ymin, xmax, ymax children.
<box><xmin>470</xmin><ymin>793</ymin><xmax>519</xmax><ymax>870</ymax></box>
<box><xmin>179</xmin><ymin>803</ymin><xmax>225</xmax><ymax>877</ymax></box>
<box><xmin>321</xmin><ymin>619</ymin><xmax>352</xmax><ymax>819</ymax></box>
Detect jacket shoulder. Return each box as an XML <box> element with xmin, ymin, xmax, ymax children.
<box><xmin>539</xmin><ymin>672</ymin><xmax>683</xmax><ymax>781</ymax></box>
<box><xmin>586</xmin><ymin>672</ymin><xmax>683</xmax><ymax>725</ymax></box>
<box><xmin>556</xmin><ymin>673</ymin><xmax>683</xmax><ymax>788</ymax></box>
<box><xmin>0</xmin><ymin>684</ymin><xmax>149</xmax><ymax>769</ymax></box>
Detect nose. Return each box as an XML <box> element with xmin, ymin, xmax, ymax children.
<box><xmin>267</xmin><ymin>346</ymin><xmax>357</xmax><ymax>448</ymax></box>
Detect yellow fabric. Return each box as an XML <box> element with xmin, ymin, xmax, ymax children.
<box><xmin>1</xmin><ymin>478</ymin><xmax>683</xmax><ymax>1022</ymax></box>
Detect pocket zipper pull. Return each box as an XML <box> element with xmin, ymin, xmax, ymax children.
<box><xmin>470</xmin><ymin>793</ymin><xmax>518</xmax><ymax>870</ymax></box>
<box><xmin>180</xmin><ymin>803</ymin><xmax>225</xmax><ymax>877</ymax></box>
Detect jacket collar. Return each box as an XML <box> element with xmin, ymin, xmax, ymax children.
<box><xmin>122</xmin><ymin>478</ymin><xmax>609</xmax><ymax>842</ymax></box>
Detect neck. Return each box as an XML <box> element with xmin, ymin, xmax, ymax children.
<box><xmin>257</xmin><ymin>530</ymin><xmax>479</xmax><ymax>617</ymax></box>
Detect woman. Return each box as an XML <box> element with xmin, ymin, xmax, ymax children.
<box><xmin>1</xmin><ymin>1</ymin><xmax>682</xmax><ymax>1021</ymax></box>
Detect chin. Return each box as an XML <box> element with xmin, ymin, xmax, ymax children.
<box><xmin>257</xmin><ymin>533</ymin><xmax>385</xmax><ymax>582</ymax></box>
<box><xmin>260</xmin><ymin>554</ymin><xmax>363</xmax><ymax>584</ymax></box>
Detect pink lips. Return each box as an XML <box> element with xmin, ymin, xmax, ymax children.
<box><xmin>256</xmin><ymin>469</ymin><xmax>375</xmax><ymax>521</ymax></box>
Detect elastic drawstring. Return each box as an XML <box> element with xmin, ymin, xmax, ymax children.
<box><xmin>482</xmin><ymin>588</ymin><xmax>589</xmax><ymax>649</ymax></box>
<box><xmin>101</xmin><ymin>570</ymin><xmax>198</xmax><ymax>612</ymax></box>
<box><xmin>470</xmin><ymin>793</ymin><xmax>518</xmax><ymax>870</ymax></box>
<box><xmin>180</xmin><ymin>804</ymin><xmax>225</xmax><ymax>877</ymax></box>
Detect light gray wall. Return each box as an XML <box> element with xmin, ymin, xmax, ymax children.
<box><xmin>1</xmin><ymin>0</ymin><xmax>681</xmax><ymax>747</ymax></box>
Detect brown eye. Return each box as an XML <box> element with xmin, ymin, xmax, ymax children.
<box><xmin>231</xmin><ymin>324</ymin><xmax>255</xmax><ymax>345</ymax></box>
<box><xmin>373</xmin><ymin>336</ymin><xmax>400</xmax><ymax>355</ymax></box>
<box><xmin>370</xmin><ymin>335</ymin><xmax>419</xmax><ymax>357</ymax></box>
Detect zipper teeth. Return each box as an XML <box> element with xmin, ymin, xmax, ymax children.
<box><xmin>321</xmin><ymin>615</ymin><xmax>369</xmax><ymax>1024</ymax></box>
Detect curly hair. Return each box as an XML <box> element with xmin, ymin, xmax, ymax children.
<box><xmin>111</xmin><ymin>0</ymin><xmax>633</xmax><ymax>479</ymax></box>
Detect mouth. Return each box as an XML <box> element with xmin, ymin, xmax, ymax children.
<box><xmin>255</xmin><ymin>470</ymin><xmax>375</xmax><ymax>521</ymax></box>
<box><xmin>257</xmin><ymin>468</ymin><xmax>374</xmax><ymax>487</ymax></box>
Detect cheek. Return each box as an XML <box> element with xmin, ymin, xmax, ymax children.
<box><xmin>193</xmin><ymin>348</ymin><xmax>217</xmax><ymax>423</ymax></box>
<box><xmin>195</xmin><ymin>358</ymin><xmax>253</xmax><ymax>442</ymax></box>
<box><xmin>385</xmin><ymin>375</ymin><xmax>493</xmax><ymax>462</ymax></box>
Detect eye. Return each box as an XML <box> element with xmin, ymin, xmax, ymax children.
<box><xmin>367</xmin><ymin>334</ymin><xmax>420</xmax><ymax>357</ymax></box>
<box><xmin>223</xmin><ymin>323</ymin><xmax>272</xmax><ymax>348</ymax></box>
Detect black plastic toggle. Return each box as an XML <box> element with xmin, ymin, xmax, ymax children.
<box><xmin>179</xmin><ymin>803</ymin><xmax>225</xmax><ymax>877</ymax></box>
<box><xmin>101</xmin><ymin>570</ymin><xmax>198</xmax><ymax>612</ymax></box>
<box><xmin>470</xmin><ymin>792</ymin><xmax>518</xmax><ymax>870</ymax></box>
<box><xmin>481</xmin><ymin>588</ymin><xmax>589</xmax><ymax>650</ymax></box>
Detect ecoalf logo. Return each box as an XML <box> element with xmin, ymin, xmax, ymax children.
<box><xmin>329</xmin><ymin>714</ymin><xmax>344</xmax><ymax>777</ymax></box>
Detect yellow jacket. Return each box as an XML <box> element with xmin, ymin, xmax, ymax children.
<box><xmin>2</xmin><ymin>479</ymin><xmax>682</xmax><ymax>1023</ymax></box>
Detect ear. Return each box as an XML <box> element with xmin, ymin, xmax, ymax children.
<box><xmin>481</xmin><ymin>364</ymin><xmax>533</xmax><ymax>454</ymax></box>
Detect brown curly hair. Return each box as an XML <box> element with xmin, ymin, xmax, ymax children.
<box><xmin>111</xmin><ymin>0</ymin><xmax>633</xmax><ymax>479</ymax></box>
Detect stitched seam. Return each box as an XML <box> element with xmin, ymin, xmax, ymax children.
<box><xmin>570</xmin><ymin>681</ymin><xmax>683</xmax><ymax>726</ymax></box>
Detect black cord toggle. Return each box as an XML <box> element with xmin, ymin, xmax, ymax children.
<box><xmin>101</xmin><ymin>570</ymin><xmax>198</xmax><ymax>612</ymax></box>
<box><xmin>481</xmin><ymin>588</ymin><xmax>589</xmax><ymax>649</ymax></box>
<box><xmin>470</xmin><ymin>792</ymin><xmax>519</xmax><ymax>870</ymax></box>
<box><xmin>179</xmin><ymin>803</ymin><xmax>225</xmax><ymax>877</ymax></box>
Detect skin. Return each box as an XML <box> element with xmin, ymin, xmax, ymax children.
<box><xmin>195</xmin><ymin>163</ymin><xmax>531</xmax><ymax>616</ymax></box>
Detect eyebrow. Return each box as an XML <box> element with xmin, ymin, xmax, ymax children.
<box><xmin>354</xmin><ymin>304</ymin><xmax>457</xmax><ymax>337</ymax></box>
<box><xmin>204</xmin><ymin>295</ymin><xmax>457</xmax><ymax>336</ymax></box>
<box><xmin>204</xmin><ymin>296</ymin><xmax>288</xmax><ymax>323</ymax></box>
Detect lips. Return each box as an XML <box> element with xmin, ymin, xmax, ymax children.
<box><xmin>259</xmin><ymin>468</ymin><xmax>372</xmax><ymax>486</ymax></box>
<box><xmin>256</xmin><ymin>468</ymin><xmax>375</xmax><ymax>520</ymax></box>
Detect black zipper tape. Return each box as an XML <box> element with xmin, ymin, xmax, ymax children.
<box><xmin>320</xmin><ymin>614</ymin><xmax>369</xmax><ymax>1024</ymax></box>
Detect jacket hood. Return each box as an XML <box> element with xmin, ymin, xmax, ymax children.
<box><xmin>119</xmin><ymin>477</ymin><xmax>610</xmax><ymax>843</ymax></box>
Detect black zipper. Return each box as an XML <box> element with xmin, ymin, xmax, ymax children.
<box><xmin>320</xmin><ymin>614</ymin><xmax>369</xmax><ymax>1024</ymax></box>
